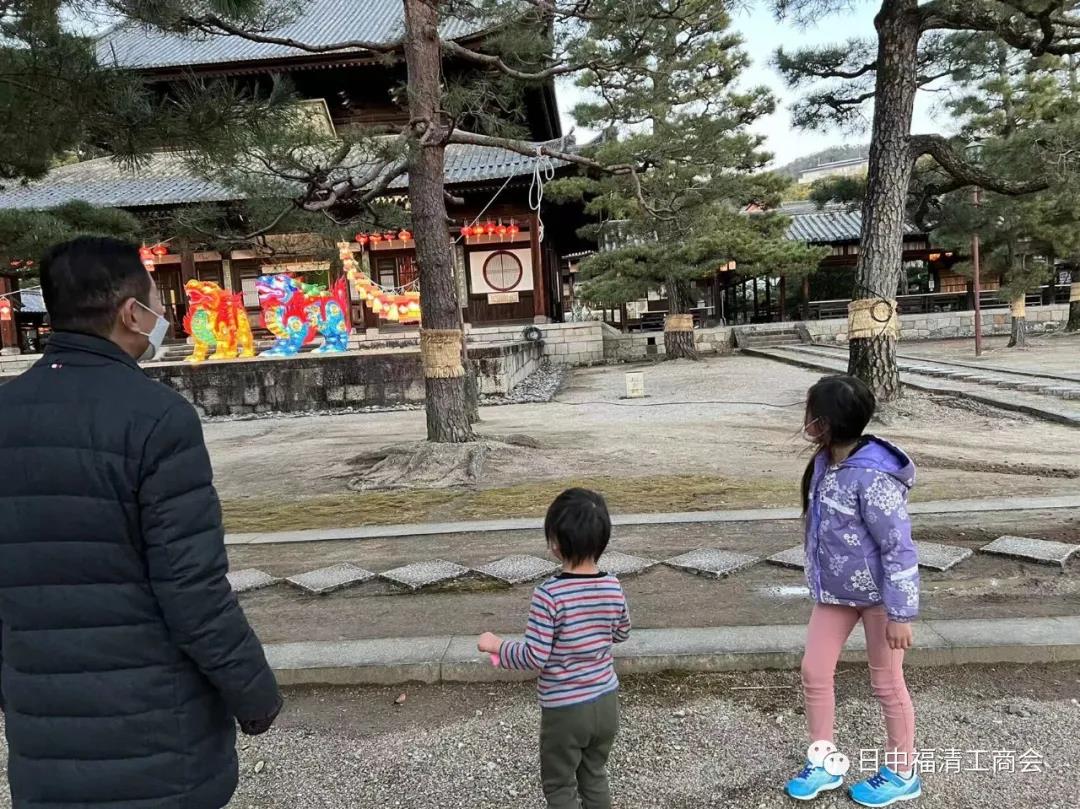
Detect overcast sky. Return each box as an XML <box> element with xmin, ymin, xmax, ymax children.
<box><xmin>556</xmin><ymin>3</ymin><xmax>944</xmax><ymax>168</ymax></box>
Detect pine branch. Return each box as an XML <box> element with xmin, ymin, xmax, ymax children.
<box><xmin>910</xmin><ymin>133</ymin><xmax>1051</xmax><ymax>194</ymax></box>
<box><xmin>921</xmin><ymin>1</ymin><xmax>1080</xmax><ymax>56</ymax></box>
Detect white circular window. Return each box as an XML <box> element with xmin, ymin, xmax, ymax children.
<box><xmin>482</xmin><ymin>251</ymin><xmax>524</xmax><ymax>292</ymax></box>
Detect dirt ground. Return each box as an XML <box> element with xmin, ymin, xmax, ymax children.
<box><xmin>229</xmin><ymin>509</ymin><xmax>1080</xmax><ymax>644</ymax></box>
<box><xmin>205</xmin><ymin>353</ymin><xmax>1080</xmax><ymax>531</ymax></box>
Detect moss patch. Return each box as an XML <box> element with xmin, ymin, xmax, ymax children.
<box><xmin>222</xmin><ymin>473</ymin><xmax>799</xmax><ymax>533</ymax></box>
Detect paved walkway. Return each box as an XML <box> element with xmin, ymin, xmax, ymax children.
<box><xmin>224</xmin><ymin>493</ymin><xmax>1080</xmax><ymax>545</ymax></box>
<box><xmin>265</xmin><ymin>615</ymin><xmax>1080</xmax><ymax>685</ymax></box>
<box><xmin>744</xmin><ymin>345</ymin><xmax>1080</xmax><ymax>426</ymax></box>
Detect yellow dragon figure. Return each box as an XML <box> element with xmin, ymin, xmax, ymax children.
<box><xmin>183</xmin><ymin>280</ymin><xmax>256</xmax><ymax>362</ymax></box>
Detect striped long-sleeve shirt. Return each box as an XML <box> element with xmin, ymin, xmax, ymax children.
<box><xmin>497</xmin><ymin>572</ymin><xmax>631</xmax><ymax>708</ymax></box>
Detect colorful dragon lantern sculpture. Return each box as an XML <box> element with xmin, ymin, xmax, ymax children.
<box><xmin>338</xmin><ymin>242</ymin><xmax>421</xmax><ymax>324</ymax></box>
<box><xmin>182</xmin><ymin>280</ymin><xmax>255</xmax><ymax>363</ymax></box>
<box><xmin>255</xmin><ymin>274</ymin><xmax>351</xmax><ymax>357</ymax></box>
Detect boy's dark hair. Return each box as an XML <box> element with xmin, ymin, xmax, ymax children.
<box><xmin>40</xmin><ymin>236</ymin><xmax>151</xmax><ymax>337</ymax></box>
<box><xmin>801</xmin><ymin>374</ymin><xmax>876</xmax><ymax>512</ymax></box>
<box><xmin>545</xmin><ymin>488</ymin><xmax>612</xmax><ymax>565</ymax></box>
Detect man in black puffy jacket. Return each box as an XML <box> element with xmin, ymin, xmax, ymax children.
<box><xmin>0</xmin><ymin>237</ymin><xmax>282</xmax><ymax>809</ymax></box>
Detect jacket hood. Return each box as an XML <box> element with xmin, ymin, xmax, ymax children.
<box><xmin>840</xmin><ymin>436</ymin><xmax>916</xmax><ymax>489</ymax></box>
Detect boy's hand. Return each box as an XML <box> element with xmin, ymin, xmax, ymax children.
<box><xmin>477</xmin><ymin>632</ymin><xmax>503</xmax><ymax>655</ymax></box>
<box><xmin>886</xmin><ymin>621</ymin><xmax>913</xmax><ymax>650</ymax></box>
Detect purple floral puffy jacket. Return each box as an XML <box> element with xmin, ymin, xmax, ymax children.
<box><xmin>805</xmin><ymin>436</ymin><xmax>920</xmax><ymax>622</ymax></box>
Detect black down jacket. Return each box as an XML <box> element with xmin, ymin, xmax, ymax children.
<box><xmin>0</xmin><ymin>332</ymin><xmax>281</xmax><ymax>809</ymax></box>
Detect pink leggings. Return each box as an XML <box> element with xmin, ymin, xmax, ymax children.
<box><xmin>801</xmin><ymin>604</ymin><xmax>915</xmax><ymax>769</ymax></box>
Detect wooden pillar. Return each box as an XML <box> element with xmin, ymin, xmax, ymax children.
<box><xmin>752</xmin><ymin>276</ymin><xmax>759</xmax><ymax>319</ymax></box>
<box><xmin>179</xmin><ymin>241</ymin><xmax>197</xmax><ymax>284</ymax></box>
<box><xmin>779</xmin><ymin>275</ymin><xmax>787</xmax><ymax>321</ymax></box>
<box><xmin>0</xmin><ymin>276</ymin><xmax>17</xmax><ymax>352</ymax></box>
<box><xmin>802</xmin><ymin>276</ymin><xmax>811</xmax><ymax>320</ymax></box>
<box><xmin>765</xmin><ymin>275</ymin><xmax>772</xmax><ymax>320</ymax></box>
<box><xmin>530</xmin><ymin>214</ymin><xmax>546</xmax><ymax>322</ymax></box>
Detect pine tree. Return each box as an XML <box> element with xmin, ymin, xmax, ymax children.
<box><xmin>546</xmin><ymin>5</ymin><xmax>825</xmax><ymax>357</ymax></box>
<box><xmin>931</xmin><ymin>39</ymin><xmax>1080</xmax><ymax>346</ymax></box>
<box><xmin>3</xmin><ymin>1</ymin><xmax>839</xmax><ymax>439</ymax></box>
<box><xmin>773</xmin><ymin>0</ymin><xmax>1080</xmax><ymax>400</ymax></box>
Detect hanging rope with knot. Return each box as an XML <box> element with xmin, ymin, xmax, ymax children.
<box><xmin>530</xmin><ymin>144</ymin><xmax>557</xmax><ymax>244</ymax></box>
<box><xmin>847</xmin><ymin>281</ymin><xmax>900</xmax><ymax>340</ymax></box>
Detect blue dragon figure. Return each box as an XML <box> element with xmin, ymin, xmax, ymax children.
<box><xmin>255</xmin><ymin>274</ymin><xmax>351</xmax><ymax>356</ymax></box>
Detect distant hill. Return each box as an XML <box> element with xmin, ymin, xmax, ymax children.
<box><xmin>777</xmin><ymin>144</ymin><xmax>870</xmax><ymax>179</ymax></box>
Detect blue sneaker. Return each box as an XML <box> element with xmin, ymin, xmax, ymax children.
<box><xmin>785</xmin><ymin>761</ymin><xmax>843</xmax><ymax>801</ymax></box>
<box><xmin>849</xmin><ymin>767</ymin><xmax>922</xmax><ymax>806</ymax></box>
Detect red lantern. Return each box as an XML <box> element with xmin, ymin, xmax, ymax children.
<box><xmin>497</xmin><ymin>223</ymin><xmax>508</xmax><ymax>237</ymax></box>
<box><xmin>460</xmin><ymin>225</ymin><xmax>472</xmax><ymax>238</ymax></box>
<box><xmin>384</xmin><ymin>232</ymin><xmax>396</xmax><ymax>242</ymax></box>
<box><xmin>398</xmin><ymin>229</ymin><xmax>412</xmax><ymax>241</ymax></box>
<box><xmin>138</xmin><ymin>246</ymin><xmax>153</xmax><ymax>260</ymax></box>
<box><xmin>370</xmin><ymin>233</ymin><xmax>383</xmax><ymax>244</ymax></box>
<box><xmin>485</xmin><ymin>221</ymin><xmax>496</xmax><ymax>235</ymax></box>
<box><xmin>508</xmin><ymin>222</ymin><xmax>519</xmax><ymax>237</ymax></box>
<box><xmin>151</xmin><ymin>244</ymin><xmax>168</xmax><ymax>257</ymax></box>
<box><xmin>355</xmin><ymin>233</ymin><xmax>369</xmax><ymax>245</ymax></box>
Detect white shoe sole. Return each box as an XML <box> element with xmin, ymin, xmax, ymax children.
<box><xmin>786</xmin><ymin>780</ymin><xmax>844</xmax><ymax>801</ymax></box>
<box><xmin>849</xmin><ymin>785</ymin><xmax>922</xmax><ymax>807</ymax></box>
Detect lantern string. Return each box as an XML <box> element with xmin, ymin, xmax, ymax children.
<box><xmin>454</xmin><ymin>172</ymin><xmax>516</xmax><ymax>245</ymax></box>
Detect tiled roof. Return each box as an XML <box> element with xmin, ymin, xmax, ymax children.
<box><xmin>0</xmin><ymin>143</ymin><xmax>567</xmax><ymax>211</ymax></box>
<box><xmin>780</xmin><ymin>201</ymin><xmax>919</xmax><ymax>243</ymax></box>
<box><xmin>96</xmin><ymin>0</ymin><xmax>484</xmax><ymax>70</ymax></box>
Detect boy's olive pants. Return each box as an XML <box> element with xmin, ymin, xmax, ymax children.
<box><xmin>540</xmin><ymin>690</ymin><xmax>620</xmax><ymax>809</ymax></box>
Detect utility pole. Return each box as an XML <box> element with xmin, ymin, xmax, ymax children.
<box><xmin>972</xmin><ymin>186</ymin><xmax>983</xmax><ymax>357</ymax></box>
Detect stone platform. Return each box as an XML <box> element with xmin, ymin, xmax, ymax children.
<box><xmin>144</xmin><ymin>340</ymin><xmax>541</xmax><ymax>417</ymax></box>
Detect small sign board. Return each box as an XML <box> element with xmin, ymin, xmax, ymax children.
<box><xmin>625</xmin><ymin>372</ymin><xmax>645</xmax><ymax>399</ymax></box>
<box><xmin>488</xmin><ymin>292</ymin><xmax>520</xmax><ymax>305</ymax></box>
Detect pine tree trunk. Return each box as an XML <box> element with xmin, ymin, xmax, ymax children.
<box><xmin>664</xmin><ymin>313</ymin><xmax>697</xmax><ymax>359</ymax></box>
<box><xmin>1068</xmin><ymin>300</ymin><xmax>1080</xmax><ymax>332</ymax></box>
<box><xmin>403</xmin><ymin>0</ymin><xmax>474</xmax><ymax>443</ymax></box>
<box><xmin>1009</xmin><ymin>315</ymin><xmax>1027</xmax><ymax>347</ymax></box>
<box><xmin>847</xmin><ymin>0</ymin><xmax>920</xmax><ymax>403</ymax></box>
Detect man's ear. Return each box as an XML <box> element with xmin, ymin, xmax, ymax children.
<box><xmin>116</xmin><ymin>297</ymin><xmax>141</xmax><ymax>333</ymax></box>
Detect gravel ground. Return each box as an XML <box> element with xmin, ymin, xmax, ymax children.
<box><xmin>5</xmin><ymin>665</ymin><xmax>1073</xmax><ymax>808</ymax></box>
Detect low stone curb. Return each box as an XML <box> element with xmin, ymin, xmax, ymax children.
<box><xmin>225</xmin><ymin>495</ymin><xmax>1080</xmax><ymax>546</ymax></box>
<box><xmin>264</xmin><ymin>615</ymin><xmax>1080</xmax><ymax>686</ymax></box>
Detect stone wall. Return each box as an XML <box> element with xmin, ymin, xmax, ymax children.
<box><xmin>143</xmin><ymin>341</ymin><xmax>539</xmax><ymax>417</ymax></box>
<box><xmin>471</xmin><ymin>340</ymin><xmax>542</xmax><ymax>395</ymax></box>
<box><xmin>601</xmin><ymin>325</ymin><xmax>736</xmax><ymax>363</ymax></box>
<box><xmin>804</xmin><ymin>304</ymin><xmax>1070</xmax><ymax>344</ymax></box>
<box><xmin>469</xmin><ymin>321</ymin><xmax>607</xmax><ymax>366</ymax></box>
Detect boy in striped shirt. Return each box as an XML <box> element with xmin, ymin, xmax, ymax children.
<box><xmin>478</xmin><ymin>488</ymin><xmax>630</xmax><ymax>809</ymax></box>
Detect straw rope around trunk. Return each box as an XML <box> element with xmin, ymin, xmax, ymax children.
<box><xmin>1071</xmin><ymin>282</ymin><xmax>1080</xmax><ymax>303</ymax></box>
<box><xmin>1010</xmin><ymin>297</ymin><xmax>1026</xmax><ymax>318</ymax></box>
<box><xmin>420</xmin><ymin>328</ymin><xmax>466</xmax><ymax>379</ymax></box>
<box><xmin>664</xmin><ymin>313</ymin><xmax>694</xmax><ymax>333</ymax></box>
<box><xmin>847</xmin><ymin>297</ymin><xmax>900</xmax><ymax>340</ymax></box>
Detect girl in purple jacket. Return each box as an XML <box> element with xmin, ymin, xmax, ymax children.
<box><xmin>785</xmin><ymin>375</ymin><xmax>922</xmax><ymax>807</ymax></box>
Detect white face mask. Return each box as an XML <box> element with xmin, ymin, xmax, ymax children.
<box><xmin>135</xmin><ymin>300</ymin><xmax>170</xmax><ymax>362</ymax></box>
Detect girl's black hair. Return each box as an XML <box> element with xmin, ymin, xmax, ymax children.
<box><xmin>800</xmin><ymin>374</ymin><xmax>876</xmax><ymax>512</ymax></box>
<box><xmin>545</xmin><ymin>488</ymin><xmax>612</xmax><ymax>565</ymax></box>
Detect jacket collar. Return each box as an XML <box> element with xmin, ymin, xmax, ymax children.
<box><xmin>43</xmin><ymin>331</ymin><xmax>143</xmax><ymax>372</ymax></box>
